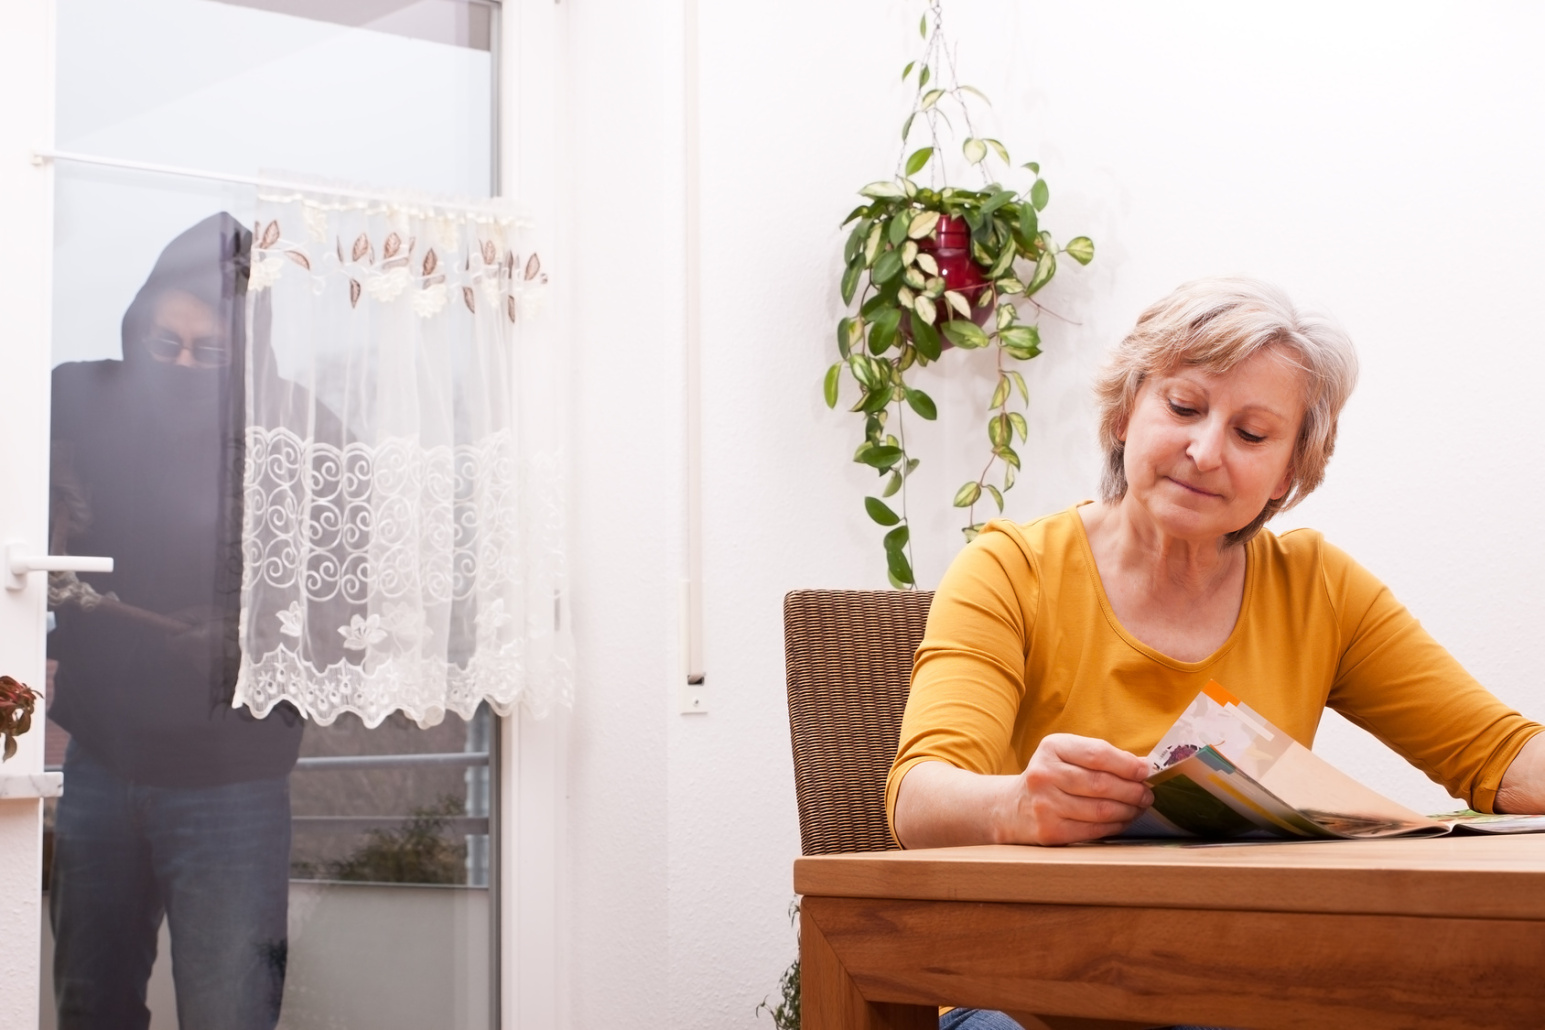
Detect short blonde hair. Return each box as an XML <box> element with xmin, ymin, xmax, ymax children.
<box><xmin>1094</xmin><ymin>277</ymin><xmax>1359</xmax><ymax>545</ymax></box>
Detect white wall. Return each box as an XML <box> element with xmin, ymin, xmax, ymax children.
<box><xmin>0</xmin><ymin>3</ymin><xmax>56</xmax><ymax>1027</ymax></box>
<box><xmin>558</xmin><ymin>2</ymin><xmax>1545</xmax><ymax>1026</ymax></box>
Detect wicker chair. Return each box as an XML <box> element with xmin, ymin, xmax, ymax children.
<box><xmin>782</xmin><ymin>588</ymin><xmax>933</xmax><ymax>856</ymax></box>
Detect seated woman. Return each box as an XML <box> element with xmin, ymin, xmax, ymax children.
<box><xmin>887</xmin><ymin>277</ymin><xmax>1545</xmax><ymax>1029</ymax></box>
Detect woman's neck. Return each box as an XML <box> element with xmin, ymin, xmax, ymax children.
<box><xmin>1079</xmin><ymin>498</ymin><xmax>1243</xmax><ymax>601</ymax></box>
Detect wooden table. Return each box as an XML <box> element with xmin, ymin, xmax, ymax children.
<box><xmin>794</xmin><ymin>836</ymin><xmax>1545</xmax><ymax>1029</ymax></box>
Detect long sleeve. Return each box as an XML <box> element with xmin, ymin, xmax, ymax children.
<box><xmin>886</xmin><ymin>527</ymin><xmax>1041</xmax><ymax>832</ymax></box>
<box><xmin>1322</xmin><ymin>542</ymin><xmax>1542</xmax><ymax>812</ymax></box>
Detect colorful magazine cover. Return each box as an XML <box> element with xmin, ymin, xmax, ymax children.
<box><xmin>1118</xmin><ymin>681</ymin><xmax>1545</xmax><ymax>840</ymax></box>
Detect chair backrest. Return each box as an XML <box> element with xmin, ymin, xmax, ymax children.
<box><xmin>782</xmin><ymin>588</ymin><xmax>933</xmax><ymax>856</ymax></box>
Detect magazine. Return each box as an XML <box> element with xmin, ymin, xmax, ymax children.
<box><xmin>1118</xmin><ymin>680</ymin><xmax>1545</xmax><ymax>840</ymax></box>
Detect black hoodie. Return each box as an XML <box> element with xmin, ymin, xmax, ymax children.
<box><xmin>48</xmin><ymin>212</ymin><xmax>302</xmax><ymax>787</ymax></box>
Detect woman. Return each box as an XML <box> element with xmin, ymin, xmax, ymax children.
<box><xmin>888</xmin><ymin>277</ymin><xmax>1545</xmax><ymax>1028</ymax></box>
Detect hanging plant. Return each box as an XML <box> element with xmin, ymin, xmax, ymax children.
<box><xmin>825</xmin><ymin>1</ymin><xmax>1095</xmax><ymax>588</ymax></box>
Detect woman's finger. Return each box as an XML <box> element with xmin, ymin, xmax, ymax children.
<box><xmin>1043</xmin><ymin>733</ymin><xmax>1149</xmax><ymax>781</ymax></box>
<box><xmin>1058</xmin><ymin>765</ymin><xmax>1154</xmax><ymax>806</ymax></box>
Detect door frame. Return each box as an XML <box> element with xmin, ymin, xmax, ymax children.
<box><xmin>0</xmin><ymin>1</ymin><xmax>57</xmax><ymax>1026</ymax></box>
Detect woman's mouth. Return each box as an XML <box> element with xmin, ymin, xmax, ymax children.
<box><xmin>1168</xmin><ymin>477</ymin><xmax>1220</xmax><ymax>498</ymax></box>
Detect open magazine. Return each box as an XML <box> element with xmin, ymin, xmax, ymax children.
<box><xmin>1119</xmin><ymin>680</ymin><xmax>1545</xmax><ymax>840</ymax></box>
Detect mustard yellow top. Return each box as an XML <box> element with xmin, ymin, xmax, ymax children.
<box><xmin>886</xmin><ymin>505</ymin><xmax>1544</xmax><ymax>834</ymax></box>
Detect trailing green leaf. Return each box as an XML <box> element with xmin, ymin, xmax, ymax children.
<box><xmin>990</xmin><ymin>376</ymin><xmax>1010</xmax><ymax>409</ymax></box>
<box><xmin>840</xmin><ymin>261</ymin><xmax>862</xmax><ymax>306</ymax></box>
<box><xmin>824</xmin><ymin>364</ymin><xmax>842</xmax><ymax>408</ymax></box>
<box><xmin>843</xmin><ymin>221</ymin><xmax>867</xmax><ymax>264</ymax></box>
<box><xmin>1030</xmin><ymin>178</ymin><xmax>1049</xmax><ymax>211</ymax></box>
<box><xmin>1025</xmin><ymin>252</ymin><xmax>1056</xmax><ymax>296</ymax></box>
<box><xmin>911</xmin><ymin>317</ymin><xmax>941</xmax><ymax>360</ymax></box>
<box><xmin>941</xmin><ymin>319</ymin><xmax>989</xmax><ymax>349</ymax></box>
<box><xmin>907</xmin><ymin>210</ymin><xmax>941</xmax><ymax>239</ymax></box>
<box><xmin>857</xmin><ymin>444</ymin><xmax>904</xmax><ymax>469</ymax></box>
<box><xmin>872</xmin><ymin>250</ymin><xmax>904</xmax><ymax>284</ymax></box>
<box><xmin>963</xmin><ymin>138</ymin><xmax>987</xmax><ymax>165</ymax></box>
<box><xmin>988</xmin><ymin>414</ymin><xmax>1010</xmax><ymax>448</ymax></box>
<box><xmin>860</xmin><ymin>181</ymin><xmax>905</xmax><ymax>199</ymax></box>
<box><xmin>905</xmin><ymin>388</ymin><xmax>937</xmax><ymax>420</ymax></box>
<box><xmin>865</xmin><ymin>496</ymin><xmax>900</xmax><ymax>526</ymax></box>
<box><xmin>1000</xmin><ymin>325</ymin><xmax>1041</xmax><ymax>355</ymax></box>
<box><xmin>952</xmin><ymin>481</ymin><xmax>982</xmax><ymax>508</ymax></box>
<box><xmin>1017</xmin><ymin>203</ymin><xmax>1038</xmax><ymax>245</ymax></box>
<box><xmin>1065</xmin><ymin>236</ymin><xmax>1095</xmax><ymax>265</ymax></box>
<box><xmin>913</xmin><ymin>294</ymin><xmax>938</xmax><ymax>328</ymax></box>
<box><xmin>985</xmin><ymin>484</ymin><xmax>1004</xmax><ymax>512</ymax></box>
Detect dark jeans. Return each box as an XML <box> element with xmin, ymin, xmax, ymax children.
<box><xmin>50</xmin><ymin>742</ymin><xmax>292</xmax><ymax>1030</ymax></box>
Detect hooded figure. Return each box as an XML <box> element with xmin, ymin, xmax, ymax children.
<box><xmin>48</xmin><ymin>212</ymin><xmax>296</xmax><ymax>1030</ymax></box>
<box><xmin>49</xmin><ymin>211</ymin><xmax>302</xmax><ymax>784</ymax></box>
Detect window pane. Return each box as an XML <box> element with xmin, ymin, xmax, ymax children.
<box><xmin>43</xmin><ymin>3</ymin><xmax>499</xmax><ymax>1029</ymax></box>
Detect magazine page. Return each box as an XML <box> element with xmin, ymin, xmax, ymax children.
<box><xmin>1251</xmin><ymin>739</ymin><xmax>1446</xmax><ymax>836</ymax></box>
<box><xmin>1437</xmin><ymin>812</ymin><xmax>1545</xmax><ymax>835</ymax></box>
<box><xmin>1140</xmin><ymin>746</ymin><xmax>1326</xmax><ymax>839</ymax></box>
<box><xmin>1126</xmin><ymin>681</ymin><xmax>1449</xmax><ymax>840</ymax></box>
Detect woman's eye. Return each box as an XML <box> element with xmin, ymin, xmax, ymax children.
<box><xmin>1167</xmin><ymin>401</ymin><xmax>1197</xmax><ymax>417</ymax></box>
<box><xmin>1237</xmin><ymin>429</ymin><xmax>1266</xmax><ymax>444</ymax></box>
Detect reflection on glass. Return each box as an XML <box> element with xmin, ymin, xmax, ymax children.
<box><xmin>44</xmin><ymin>2</ymin><xmax>500</xmax><ymax>1028</ymax></box>
<box><xmin>49</xmin><ymin>215</ymin><xmax>300</xmax><ymax>1029</ymax></box>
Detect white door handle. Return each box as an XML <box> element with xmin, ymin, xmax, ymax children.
<box><xmin>6</xmin><ymin>541</ymin><xmax>113</xmax><ymax>591</ymax></box>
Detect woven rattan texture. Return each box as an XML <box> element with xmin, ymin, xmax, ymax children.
<box><xmin>783</xmin><ymin>589</ymin><xmax>933</xmax><ymax>856</ymax></box>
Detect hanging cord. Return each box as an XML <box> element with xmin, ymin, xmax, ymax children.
<box><xmin>894</xmin><ymin>1</ymin><xmax>993</xmax><ymax>191</ymax></box>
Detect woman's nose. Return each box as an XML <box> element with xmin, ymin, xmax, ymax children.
<box><xmin>1188</xmin><ymin>418</ymin><xmax>1225</xmax><ymax>469</ymax></box>
<box><xmin>172</xmin><ymin>343</ymin><xmax>198</xmax><ymax>368</ymax></box>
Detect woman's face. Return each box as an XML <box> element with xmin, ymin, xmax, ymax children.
<box><xmin>1119</xmin><ymin>346</ymin><xmax>1307</xmax><ymax>542</ymax></box>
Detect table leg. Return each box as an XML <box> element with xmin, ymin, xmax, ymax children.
<box><xmin>802</xmin><ymin>902</ymin><xmax>936</xmax><ymax>1030</ymax></box>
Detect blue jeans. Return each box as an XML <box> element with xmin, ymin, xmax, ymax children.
<box><xmin>942</xmin><ymin>1011</ymin><xmax>1228</xmax><ymax>1030</ymax></box>
<box><xmin>50</xmin><ymin>743</ymin><xmax>292</xmax><ymax>1030</ymax></box>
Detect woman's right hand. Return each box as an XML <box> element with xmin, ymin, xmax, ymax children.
<box><xmin>995</xmin><ymin>733</ymin><xmax>1154</xmax><ymax>845</ymax></box>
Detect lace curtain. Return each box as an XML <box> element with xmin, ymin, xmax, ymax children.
<box><xmin>232</xmin><ymin>186</ymin><xmax>572</xmax><ymax>728</ymax></box>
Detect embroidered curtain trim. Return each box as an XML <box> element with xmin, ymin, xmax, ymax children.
<box><xmin>232</xmin><ymin>185</ymin><xmax>571</xmax><ymax>728</ymax></box>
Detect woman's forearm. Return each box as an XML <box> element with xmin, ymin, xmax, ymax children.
<box><xmin>1495</xmin><ymin>732</ymin><xmax>1545</xmax><ymax>814</ymax></box>
<box><xmin>891</xmin><ymin>760</ymin><xmax>1017</xmax><ymax>849</ymax></box>
<box><xmin>892</xmin><ymin>735</ymin><xmax>1154</xmax><ymax>848</ymax></box>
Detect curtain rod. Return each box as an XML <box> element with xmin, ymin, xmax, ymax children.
<box><xmin>32</xmin><ymin>149</ymin><xmax>515</xmax><ymax>216</ymax></box>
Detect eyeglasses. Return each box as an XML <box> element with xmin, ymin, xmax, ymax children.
<box><xmin>142</xmin><ymin>329</ymin><xmax>232</xmax><ymax>368</ymax></box>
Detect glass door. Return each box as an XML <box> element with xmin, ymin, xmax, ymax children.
<box><xmin>39</xmin><ymin>2</ymin><xmax>501</xmax><ymax>1027</ymax></box>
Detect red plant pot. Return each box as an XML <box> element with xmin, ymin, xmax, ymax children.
<box><xmin>904</xmin><ymin>215</ymin><xmax>995</xmax><ymax>350</ymax></box>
